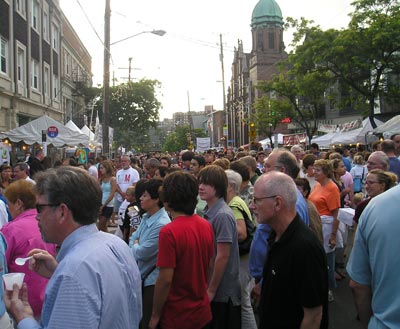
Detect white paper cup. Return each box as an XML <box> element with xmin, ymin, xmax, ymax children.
<box><xmin>2</xmin><ymin>273</ymin><xmax>25</xmax><ymax>291</ymax></box>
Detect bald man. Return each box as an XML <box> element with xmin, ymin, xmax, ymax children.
<box><xmin>251</xmin><ymin>172</ymin><xmax>328</xmax><ymax>329</ymax></box>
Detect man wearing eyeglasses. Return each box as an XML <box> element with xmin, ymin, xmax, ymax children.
<box><xmin>4</xmin><ymin>166</ymin><xmax>142</xmax><ymax>329</ymax></box>
<box><xmin>251</xmin><ymin>172</ymin><xmax>328</xmax><ymax>329</ymax></box>
<box><xmin>249</xmin><ymin>149</ymin><xmax>310</xmax><ymax>304</ymax></box>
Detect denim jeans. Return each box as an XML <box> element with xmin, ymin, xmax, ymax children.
<box><xmin>326</xmin><ymin>251</ymin><xmax>337</xmax><ymax>290</ymax></box>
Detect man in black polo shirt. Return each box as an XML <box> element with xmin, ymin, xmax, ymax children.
<box><xmin>250</xmin><ymin>172</ymin><xmax>328</xmax><ymax>329</ymax></box>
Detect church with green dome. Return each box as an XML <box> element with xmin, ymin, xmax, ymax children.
<box><xmin>227</xmin><ymin>0</ymin><xmax>288</xmax><ymax>147</ymax></box>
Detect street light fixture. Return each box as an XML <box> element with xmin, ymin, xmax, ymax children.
<box><xmin>110</xmin><ymin>30</ymin><xmax>166</xmax><ymax>46</ymax></box>
<box><xmin>102</xmin><ymin>1</ymin><xmax>165</xmax><ymax>156</ymax></box>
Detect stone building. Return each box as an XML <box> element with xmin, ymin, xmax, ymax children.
<box><xmin>0</xmin><ymin>0</ymin><xmax>91</xmax><ymax>132</ymax></box>
<box><xmin>228</xmin><ymin>0</ymin><xmax>287</xmax><ymax>147</ymax></box>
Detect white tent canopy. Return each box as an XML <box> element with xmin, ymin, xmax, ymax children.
<box><xmin>312</xmin><ymin>118</ymin><xmax>384</xmax><ymax>146</ymax></box>
<box><xmin>65</xmin><ymin>120</ymin><xmax>83</xmax><ymax>133</ymax></box>
<box><xmin>373</xmin><ymin>115</ymin><xmax>400</xmax><ymax>135</ymax></box>
<box><xmin>311</xmin><ymin>132</ymin><xmax>339</xmax><ymax>148</ymax></box>
<box><xmin>0</xmin><ymin>115</ymin><xmax>89</xmax><ymax>147</ymax></box>
<box><xmin>331</xmin><ymin>118</ymin><xmax>383</xmax><ymax>145</ymax></box>
<box><xmin>259</xmin><ymin>134</ymin><xmax>284</xmax><ymax>148</ymax></box>
<box><xmin>81</xmin><ymin>125</ymin><xmax>95</xmax><ymax>141</ymax></box>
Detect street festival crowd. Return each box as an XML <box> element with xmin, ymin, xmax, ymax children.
<box><xmin>0</xmin><ymin>135</ymin><xmax>399</xmax><ymax>328</ymax></box>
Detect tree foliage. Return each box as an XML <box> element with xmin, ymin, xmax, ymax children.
<box><xmin>91</xmin><ymin>79</ymin><xmax>162</xmax><ymax>149</ymax></box>
<box><xmin>286</xmin><ymin>0</ymin><xmax>400</xmax><ymax>128</ymax></box>
<box><xmin>257</xmin><ymin>56</ymin><xmax>333</xmax><ymax>143</ymax></box>
<box><xmin>253</xmin><ymin>96</ymin><xmax>285</xmax><ymax>145</ymax></box>
<box><xmin>162</xmin><ymin>126</ymin><xmax>207</xmax><ymax>152</ymax></box>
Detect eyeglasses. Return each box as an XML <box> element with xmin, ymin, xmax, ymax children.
<box><xmin>365</xmin><ymin>180</ymin><xmax>380</xmax><ymax>185</ymax></box>
<box><xmin>251</xmin><ymin>195</ymin><xmax>277</xmax><ymax>205</ymax></box>
<box><xmin>36</xmin><ymin>204</ymin><xmax>59</xmax><ymax>213</ymax></box>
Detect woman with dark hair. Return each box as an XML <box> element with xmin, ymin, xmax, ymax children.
<box><xmin>0</xmin><ymin>164</ymin><xmax>13</xmax><ymax>193</ymax></box>
<box><xmin>1</xmin><ymin>180</ymin><xmax>56</xmax><ymax>318</ymax></box>
<box><xmin>129</xmin><ymin>179</ymin><xmax>170</xmax><ymax>329</ymax></box>
<box><xmin>301</xmin><ymin>154</ymin><xmax>317</xmax><ymax>191</ymax></box>
<box><xmin>190</xmin><ymin>155</ymin><xmax>206</xmax><ymax>178</ymax></box>
<box><xmin>331</xmin><ymin>158</ymin><xmax>349</xmax><ymax>208</ymax></box>
<box><xmin>295</xmin><ymin>178</ymin><xmax>323</xmax><ymax>245</ymax></box>
<box><xmin>353</xmin><ymin>169</ymin><xmax>397</xmax><ymax>225</ymax></box>
<box><xmin>98</xmin><ymin>160</ymin><xmax>117</xmax><ymax>232</ymax></box>
<box><xmin>149</xmin><ymin>171</ymin><xmax>214</xmax><ymax>329</ymax></box>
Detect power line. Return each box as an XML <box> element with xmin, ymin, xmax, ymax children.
<box><xmin>75</xmin><ymin>0</ymin><xmax>104</xmax><ymax>46</ymax></box>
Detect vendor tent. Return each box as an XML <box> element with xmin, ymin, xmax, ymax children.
<box><xmin>259</xmin><ymin>134</ymin><xmax>284</xmax><ymax>148</ymax></box>
<box><xmin>65</xmin><ymin>120</ymin><xmax>83</xmax><ymax>133</ymax></box>
<box><xmin>331</xmin><ymin>118</ymin><xmax>383</xmax><ymax>145</ymax></box>
<box><xmin>311</xmin><ymin>132</ymin><xmax>339</xmax><ymax>148</ymax></box>
<box><xmin>0</xmin><ymin>115</ymin><xmax>89</xmax><ymax>147</ymax></box>
<box><xmin>81</xmin><ymin>125</ymin><xmax>95</xmax><ymax>141</ymax></box>
<box><xmin>373</xmin><ymin>115</ymin><xmax>400</xmax><ymax>135</ymax></box>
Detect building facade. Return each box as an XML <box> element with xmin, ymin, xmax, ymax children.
<box><xmin>0</xmin><ymin>0</ymin><xmax>91</xmax><ymax>132</ymax></box>
<box><xmin>227</xmin><ymin>0</ymin><xmax>369</xmax><ymax>148</ymax></box>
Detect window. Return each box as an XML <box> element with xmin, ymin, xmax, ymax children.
<box><xmin>16</xmin><ymin>0</ymin><xmax>26</xmax><ymax>17</ymax></box>
<box><xmin>44</xmin><ymin>65</ymin><xmax>50</xmax><ymax>97</ymax></box>
<box><xmin>31</xmin><ymin>0</ymin><xmax>40</xmax><ymax>31</ymax></box>
<box><xmin>0</xmin><ymin>36</ymin><xmax>8</xmax><ymax>75</ymax></box>
<box><xmin>64</xmin><ymin>51</ymin><xmax>70</xmax><ymax>77</ymax></box>
<box><xmin>53</xmin><ymin>74</ymin><xmax>59</xmax><ymax>100</ymax></box>
<box><xmin>31</xmin><ymin>59</ymin><xmax>39</xmax><ymax>90</ymax></box>
<box><xmin>52</xmin><ymin>24</ymin><xmax>59</xmax><ymax>51</ymax></box>
<box><xmin>269</xmin><ymin>30</ymin><xmax>275</xmax><ymax>50</ymax></box>
<box><xmin>43</xmin><ymin>11</ymin><xmax>49</xmax><ymax>41</ymax></box>
<box><xmin>17</xmin><ymin>48</ymin><xmax>25</xmax><ymax>84</ymax></box>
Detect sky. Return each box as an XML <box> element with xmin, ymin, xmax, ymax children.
<box><xmin>59</xmin><ymin>0</ymin><xmax>353</xmax><ymax>120</ymax></box>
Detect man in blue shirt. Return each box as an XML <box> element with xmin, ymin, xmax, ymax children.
<box><xmin>347</xmin><ymin>184</ymin><xmax>400</xmax><ymax>328</ymax></box>
<box><xmin>249</xmin><ymin>149</ymin><xmax>309</xmax><ymax>303</ymax></box>
<box><xmin>4</xmin><ymin>166</ymin><xmax>142</xmax><ymax>329</ymax></box>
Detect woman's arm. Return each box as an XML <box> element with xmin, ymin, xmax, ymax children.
<box><xmin>102</xmin><ymin>177</ymin><xmax>117</xmax><ymax>206</ymax></box>
<box><xmin>329</xmin><ymin>208</ymin><xmax>340</xmax><ymax>249</ymax></box>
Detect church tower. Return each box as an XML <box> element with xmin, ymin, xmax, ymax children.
<box><xmin>249</xmin><ymin>0</ymin><xmax>286</xmax><ymax>93</ymax></box>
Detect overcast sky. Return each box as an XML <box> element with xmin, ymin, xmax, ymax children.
<box><xmin>60</xmin><ymin>0</ymin><xmax>353</xmax><ymax>119</ymax></box>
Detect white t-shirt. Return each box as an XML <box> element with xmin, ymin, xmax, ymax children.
<box><xmin>88</xmin><ymin>164</ymin><xmax>98</xmax><ymax>178</ymax></box>
<box><xmin>0</xmin><ymin>200</ymin><xmax>8</xmax><ymax>228</ymax></box>
<box><xmin>115</xmin><ymin>167</ymin><xmax>139</xmax><ymax>202</ymax></box>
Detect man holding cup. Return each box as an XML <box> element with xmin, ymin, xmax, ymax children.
<box><xmin>4</xmin><ymin>166</ymin><xmax>142</xmax><ymax>328</ymax></box>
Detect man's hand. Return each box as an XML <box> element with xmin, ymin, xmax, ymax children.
<box><xmin>148</xmin><ymin>316</ymin><xmax>160</xmax><ymax>329</ymax></box>
<box><xmin>4</xmin><ymin>283</ymin><xmax>34</xmax><ymax>324</ymax></box>
<box><xmin>207</xmin><ymin>288</ymin><xmax>215</xmax><ymax>302</ymax></box>
<box><xmin>28</xmin><ymin>249</ymin><xmax>58</xmax><ymax>279</ymax></box>
<box><xmin>251</xmin><ymin>282</ymin><xmax>261</xmax><ymax>307</ymax></box>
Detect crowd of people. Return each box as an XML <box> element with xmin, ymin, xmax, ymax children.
<box><xmin>0</xmin><ymin>133</ymin><xmax>399</xmax><ymax>328</ymax></box>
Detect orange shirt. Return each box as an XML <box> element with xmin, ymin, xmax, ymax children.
<box><xmin>309</xmin><ymin>180</ymin><xmax>340</xmax><ymax>216</ymax></box>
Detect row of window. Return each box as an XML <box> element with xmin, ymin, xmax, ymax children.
<box><xmin>1</xmin><ymin>34</ymin><xmax>59</xmax><ymax>99</ymax></box>
<box><xmin>14</xmin><ymin>0</ymin><xmax>59</xmax><ymax>51</ymax></box>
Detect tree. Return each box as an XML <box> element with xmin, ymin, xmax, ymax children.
<box><xmin>252</xmin><ymin>95</ymin><xmax>285</xmax><ymax>146</ymax></box>
<box><xmin>257</xmin><ymin>56</ymin><xmax>332</xmax><ymax>144</ymax></box>
<box><xmin>92</xmin><ymin>79</ymin><xmax>162</xmax><ymax>149</ymax></box>
<box><xmin>162</xmin><ymin>126</ymin><xmax>207</xmax><ymax>152</ymax></box>
<box><xmin>288</xmin><ymin>0</ymin><xmax>400</xmax><ymax>128</ymax></box>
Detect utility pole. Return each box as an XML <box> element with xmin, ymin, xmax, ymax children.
<box><xmin>102</xmin><ymin>0</ymin><xmax>111</xmax><ymax>156</ymax></box>
<box><xmin>128</xmin><ymin>57</ymin><xmax>132</xmax><ymax>82</ymax></box>
<box><xmin>219</xmin><ymin>34</ymin><xmax>228</xmax><ymax>147</ymax></box>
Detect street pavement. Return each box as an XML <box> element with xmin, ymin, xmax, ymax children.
<box><xmin>329</xmin><ymin>275</ymin><xmax>363</xmax><ymax>329</ymax></box>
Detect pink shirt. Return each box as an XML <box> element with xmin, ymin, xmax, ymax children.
<box><xmin>0</xmin><ymin>208</ymin><xmax>57</xmax><ymax>317</ymax></box>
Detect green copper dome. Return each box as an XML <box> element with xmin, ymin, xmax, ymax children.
<box><xmin>251</xmin><ymin>0</ymin><xmax>283</xmax><ymax>27</ymax></box>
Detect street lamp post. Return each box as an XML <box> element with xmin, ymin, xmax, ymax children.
<box><xmin>102</xmin><ymin>0</ymin><xmax>165</xmax><ymax>156</ymax></box>
<box><xmin>102</xmin><ymin>0</ymin><xmax>111</xmax><ymax>156</ymax></box>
